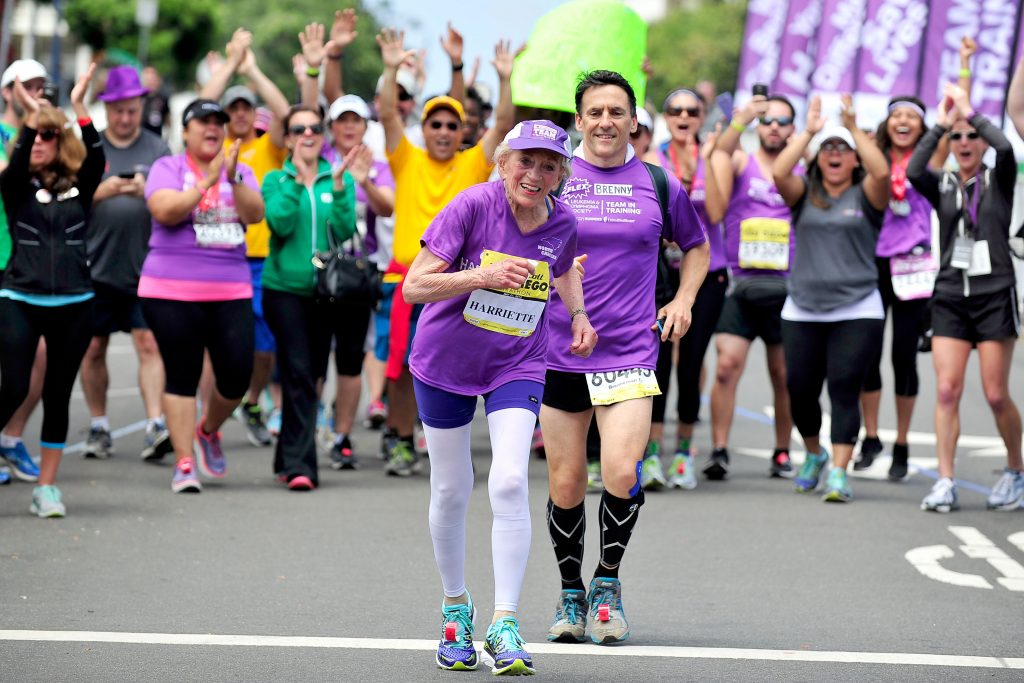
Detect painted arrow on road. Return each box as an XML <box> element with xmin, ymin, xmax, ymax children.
<box><xmin>905</xmin><ymin>526</ymin><xmax>1024</xmax><ymax>592</ymax></box>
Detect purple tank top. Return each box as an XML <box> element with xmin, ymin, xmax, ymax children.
<box><xmin>723</xmin><ymin>155</ymin><xmax>796</xmax><ymax>279</ymax></box>
<box><xmin>876</xmin><ymin>183</ymin><xmax>931</xmax><ymax>257</ymax></box>
<box><xmin>655</xmin><ymin>145</ymin><xmax>726</xmax><ymax>272</ymax></box>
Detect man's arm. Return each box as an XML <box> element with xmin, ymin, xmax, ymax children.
<box><xmin>441</xmin><ymin>23</ymin><xmax>466</xmax><ymax>104</ymax></box>
<box><xmin>376</xmin><ymin>28</ymin><xmax>416</xmax><ymax>156</ymax></box>
<box><xmin>199</xmin><ymin>27</ymin><xmax>250</xmax><ymax>101</ymax></box>
<box><xmin>323</xmin><ymin>9</ymin><xmax>358</xmax><ymax>103</ymax></box>
<box><xmin>237</xmin><ymin>47</ymin><xmax>290</xmax><ymax>149</ymax></box>
<box><xmin>479</xmin><ymin>41</ymin><xmax>518</xmax><ymax>160</ymax></box>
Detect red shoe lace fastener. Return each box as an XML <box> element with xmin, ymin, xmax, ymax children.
<box><xmin>597</xmin><ymin>604</ymin><xmax>610</xmax><ymax>622</ymax></box>
<box><xmin>444</xmin><ymin>622</ymin><xmax>458</xmax><ymax>641</ymax></box>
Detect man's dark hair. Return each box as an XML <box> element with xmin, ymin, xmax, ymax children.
<box><xmin>574</xmin><ymin>70</ymin><xmax>636</xmax><ymax>116</ymax></box>
<box><xmin>466</xmin><ymin>86</ymin><xmax>485</xmax><ymax>110</ymax></box>
<box><xmin>766</xmin><ymin>95</ymin><xmax>795</xmax><ymax>118</ymax></box>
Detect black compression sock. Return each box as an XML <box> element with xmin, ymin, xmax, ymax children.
<box><xmin>547</xmin><ymin>499</ymin><xmax>586</xmax><ymax>592</ymax></box>
<box><xmin>595</xmin><ymin>489</ymin><xmax>644</xmax><ymax>579</ymax></box>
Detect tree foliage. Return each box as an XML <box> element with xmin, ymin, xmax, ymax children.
<box><xmin>65</xmin><ymin>0</ymin><xmax>218</xmax><ymax>86</ymax></box>
<box><xmin>645</xmin><ymin>0</ymin><xmax>746</xmax><ymax>107</ymax></box>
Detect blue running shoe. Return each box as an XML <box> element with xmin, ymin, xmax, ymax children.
<box><xmin>0</xmin><ymin>441</ymin><xmax>40</xmax><ymax>482</ymax></box>
<box><xmin>547</xmin><ymin>589</ymin><xmax>587</xmax><ymax>642</ymax></box>
<box><xmin>194</xmin><ymin>426</ymin><xmax>226</xmax><ymax>478</ymax></box>
<box><xmin>483</xmin><ymin>616</ymin><xmax>535</xmax><ymax>676</ymax></box>
<box><xmin>822</xmin><ymin>467</ymin><xmax>853</xmax><ymax>503</ymax></box>
<box><xmin>0</xmin><ymin>466</ymin><xmax>11</xmax><ymax>485</ymax></box>
<box><xmin>588</xmin><ymin>577</ymin><xmax>629</xmax><ymax>644</ymax></box>
<box><xmin>794</xmin><ymin>451</ymin><xmax>829</xmax><ymax>493</ymax></box>
<box><xmin>436</xmin><ymin>597</ymin><xmax>477</xmax><ymax>671</ymax></box>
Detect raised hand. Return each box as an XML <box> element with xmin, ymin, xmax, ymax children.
<box><xmin>346</xmin><ymin>144</ymin><xmax>373</xmax><ymax>185</ymax></box>
<box><xmin>224</xmin><ymin>139</ymin><xmax>241</xmax><ymax>182</ymax></box>
<box><xmin>641</xmin><ymin>55</ymin><xmax>654</xmax><ymax>81</ymax></box>
<box><xmin>702</xmin><ymin>122</ymin><xmax>722</xmax><ymax>160</ymax></box>
<box><xmin>465</xmin><ymin>56</ymin><xmax>481</xmax><ymax>88</ymax></box>
<box><xmin>492</xmin><ymin>40</ymin><xmax>521</xmax><ymax>81</ymax></box>
<box><xmin>960</xmin><ymin>35</ymin><xmax>977</xmax><ymax>64</ymax></box>
<box><xmin>440</xmin><ymin>23</ymin><xmax>464</xmax><ymax>65</ymax></box>
<box><xmin>11</xmin><ymin>77</ymin><xmax>41</xmax><ymax>120</ymax></box>
<box><xmin>70</xmin><ymin>62</ymin><xmax>97</xmax><ymax>119</ymax></box>
<box><xmin>805</xmin><ymin>95</ymin><xmax>825</xmax><ymax>135</ymax></box>
<box><xmin>839</xmin><ymin>93</ymin><xmax>857</xmax><ymax>130</ymax></box>
<box><xmin>299</xmin><ymin>22</ymin><xmax>327</xmax><ymax>69</ymax></box>
<box><xmin>203</xmin><ymin>148</ymin><xmax>226</xmax><ymax>191</ymax></box>
<box><xmin>376</xmin><ymin>28</ymin><xmax>416</xmax><ymax>70</ymax></box>
<box><xmin>944</xmin><ymin>83</ymin><xmax>973</xmax><ymax>120</ymax></box>
<box><xmin>226</xmin><ymin>28</ymin><xmax>253</xmax><ymax>68</ymax></box>
<box><xmin>329</xmin><ymin>8</ymin><xmax>359</xmax><ymax>55</ymax></box>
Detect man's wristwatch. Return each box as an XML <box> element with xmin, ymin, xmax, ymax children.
<box><xmin>228</xmin><ymin>171</ymin><xmax>243</xmax><ymax>185</ymax></box>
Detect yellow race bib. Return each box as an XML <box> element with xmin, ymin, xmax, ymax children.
<box><xmin>585</xmin><ymin>368</ymin><xmax>661</xmax><ymax>406</ymax></box>
<box><xmin>463</xmin><ymin>250</ymin><xmax>550</xmax><ymax>337</ymax></box>
<box><xmin>738</xmin><ymin>218</ymin><xmax>790</xmax><ymax>270</ymax></box>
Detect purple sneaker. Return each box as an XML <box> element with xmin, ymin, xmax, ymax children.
<box><xmin>194</xmin><ymin>426</ymin><xmax>226</xmax><ymax>478</ymax></box>
<box><xmin>172</xmin><ymin>457</ymin><xmax>202</xmax><ymax>493</ymax></box>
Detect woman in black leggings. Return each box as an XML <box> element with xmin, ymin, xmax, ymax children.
<box><xmin>773</xmin><ymin>95</ymin><xmax>889</xmax><ymax>504</ymax></box>
<box><xmin>0</xmin><ymin>66</ymin><xmax>103</xmax><ymax>517</ymax></box>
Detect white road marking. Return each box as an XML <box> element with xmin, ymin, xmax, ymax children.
<box><xmin>904</xmin><ymin>545</ymin><xmax>992</xmax><ymax>589</ymax></box>
<box><xmin>1009</xmin><ymin>531</ymin><xmax>1024</xmax><ymax>555</ymax></box>
<box><xmin>0</xmin><ymin>630</ymin><xmax>1021</xmax><ymax>669</ymax></box>
<box><xmin>949</xmin><ymin>526</ymin><xmax>1024</xmax><ymax>592</ymax></box>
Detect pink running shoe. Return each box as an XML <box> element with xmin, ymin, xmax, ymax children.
<box><xmin>194</xmin><ymin>425</ymin><xmax>226</xmax><ymax>478</ymax></box>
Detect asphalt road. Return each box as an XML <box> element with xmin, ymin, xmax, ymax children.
<box><xmin>1</xmin><ymin>330</ymin><xmax>1022</xmax><ymax>681</ymax></box>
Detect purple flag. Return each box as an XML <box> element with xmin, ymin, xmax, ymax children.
<box><xmin>969</xmin><ymin>0</ymin><xmax>1018</xmax><ymax>119</ymax></box>
<box><xmin>737</xmin><ymin>0</ymin><xmax>792</xmax><ymax>93</ymax></box>
<box><xmin>855</xmin><ymin>0</ymin><xmax>930</xmax><ymax>97</ymax></box>
<box><xmin>772</xmin><ymin>0</ymin><xmax>825</xmax><ymax>99</ymax></box>
<box><xmin>919</xmin><ymin>1</ymin><xmax>975</xmax><ymax>110</ymax></box>
<box><xmin>811</xmin><ymin>0</ymin><xmax>868</xmax><ymax>94</ymax></box>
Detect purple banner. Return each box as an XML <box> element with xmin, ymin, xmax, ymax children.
<box><xmin>772</xmin><ymin>0</ymin><xmax>825</xmax><ymax>99</ymax></box>
<box><xmin>855</xmin><ymin>0</ymin><xmax>929</xmax><ymax>97</ymax></box>
<box><xmin>811</xmin><ymin>0</ymin><xmax>868</xmax><ymax>93</ymax></box>
<box><xmin>737</xmin><ymin>0</ymin><xmax>792</xmax><ymax>93</ymax></box>
<box><xmin>919</xmin><ymin>0</ymin><xmax>977</xmax><ymax>111</ymax></box>
<box><xmin>970</xmin><ymin>0</ymin><xmax>1018</xmax><ymax>119</ymax></box>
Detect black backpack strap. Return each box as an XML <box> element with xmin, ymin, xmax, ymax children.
<box><xmin>641</xmin><ymin>161</ymin><xmax>671</xmax><ymax>235</ymax></box>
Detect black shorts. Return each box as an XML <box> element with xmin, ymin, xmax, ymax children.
<box><xmin>542</xmin><ymin>369</ymin><xmax>593</xmax><ymax>413</ymax></box>
<box><xmin>715</xmin><ymin>284</ymin><xmax>785</xmax><ymax>345</ymax></box>
<box><xmin>92</xmin><ymin>282</ymin><xmax>147</xmax><ymax>335</ymax></box>
<box><xmin>932</xmin><ymin>287</ymin><xmax>1020</xmax><ymax>344</ymax></box>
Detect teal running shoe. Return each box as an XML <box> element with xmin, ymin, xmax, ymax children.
<box><xmin>588</xmin><ymin>577</ymin><xmax>629</xmax><ymax>644</ymax></box>
<box><xmin>794</xmin><ymin>451</ymin><xmax>829</xmax><ymax>493</ymax></box>
<box><xmin>667</xmin><ymin>452</ymin><xmax>697</xmax><ymax>490</ymax></box>
<box><xmin>547</xmin><ymin>588</ymin><xmax>587</xmax><ymax>642</ymax></box>
<box><xmin>822</xmin><ymin>467</ymin><xmax>853</xmax><ymax>503</ymax></box>
<box><xmin>483</xmin><ymin>616</ymin><xmax>535</xmax><ymax>676</ymax></box>
<box><xmin>436</xmin><ymin>596</ymin><xmax>477</xmax><ymax>671</ymax></box>
<box><xmin>30</xmin><ymin>484</ymin><xmax>66</xmax><ymax>518</ymax></box>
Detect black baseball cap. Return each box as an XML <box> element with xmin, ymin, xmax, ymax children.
<box><xmin>182</xmin><ymin>98</ymin><xmax>229</xmax><ymax>127</ymax></box>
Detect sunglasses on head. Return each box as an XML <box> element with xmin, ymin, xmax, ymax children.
<box><xmin>287</xmin><ymin>123</ymin><xmax>324</xmax><ymax>136</ymax></box>
<box><xmin>759</xmin><ymin>116</ymin><xmax>794</xmax><ymax>127</ymax></box>
<box><xmin>665</xmin><ymin>106</ymin><xmax>701</xmax><ymax>117</ymax></box>
<box><xmin>397</xmin><ymin>90</ymin><xmax>414</xmax><ymax>102</ymax></box>
<box><xmin>820</xmin><ymin>141</ymin><xmax>852</xmax><ymax>153</ymax></box>
<box><xmin>428</xmin><ymin>120</ymin><xmax>460</xmax><ymax>131</ymax></box>
<box><xmin>36</xmin><ymin>128</ymin><xmax>59</xmax><ymax>142</ymax></box>
<box><xmin>948</xmin><ymin>131</ymin><xmax>979</xmax><ymax>141</ymax></box>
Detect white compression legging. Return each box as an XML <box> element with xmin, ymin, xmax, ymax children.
<box><xmin>425</xmin><ymin>407</ymin><xmax>536</xmax><ymax>613</ymax></box>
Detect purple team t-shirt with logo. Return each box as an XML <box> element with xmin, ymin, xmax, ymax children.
<box><xmin>548</xmin><ymin>155</ymin><xmax>707</xmax><ymax>373</ymax></box>
<box><xmin>723</xmin><ymin>156</ymin><xmax>797</xmax><ymax>278</ymax></box>
<box><xmin>409</xmin><ymin>180</ymin><xmax>578</xmax><ymax>395</ymax></box>
<box><xmin>876</xmin><ymin>183</ymin><xmax>931</xmax><ymax>257</ymax></box>
<box><xmin>141</xmin><ymin>153</ymin><xmax>258</xmax><ymax>286</ymax></box>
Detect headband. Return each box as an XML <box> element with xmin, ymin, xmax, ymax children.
<box><xmin>663</xmin><ymin>88</ymin><xmax>702</xmax><ymax>112</ymax></box>
<box><xmin>888</xmin><ymin>100</ymin><xmax>926</xmax><ymax>120</ymax></box>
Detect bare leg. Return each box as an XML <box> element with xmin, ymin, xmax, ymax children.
<box><xmin>387</xmin><ymin>370</ymin><xmax>417</xmax><ymax>436</ymax></box>
<box><xmin>860</xmin><ymin>389</ymin><xmax>881</xmax><ymax>439</ymax></box>
<box><xmin>4</xmin><ymin>340</ymin><xmax>46</xmax><ymax>438</ymax></box>
<box><xmin>132</xmin><ymin>329</ymin><xmax>165</xmax><ymax>421</ymax></box>
<box><xmin>165</xmin><ymin>394</ymin><xmax>197</xmax><ymax>463</ymax></box>
<box><xmin>766</xmin><ymin>344</ymin><xmax>793</xmax><ymax>449</ymax></box>
<box><xmin>894</xmin><ymin>395</ymin><xmax>916</xmax><ymax>445</ymax></box>
<box><xmin>932</xmin><ymin>337</ymin><xmax>972</xmax><ymax>480</ymax></box>
<box><xmin>245</xmin><ymin>351</ymin><xmax>274</xmax><ymax>404</ymax></box>
<box><xmin>710</xmin><ymin>334</ymin><xmax>750</xmax><ymax>449</ymax></box>
<box><xmin>333</xmin><ymin>374</ymin><xmax>362</xmax><ymax>435</ymax></box>
<box><xmin>977</xmin><ymin>338</ymin><xmax>1023</xmax><ymax>470</ymax></box>
<box><xmin>595</xmin><ymin>398</ymin><xmax>653</xmax><ymax>498</ymax></box>
<box><xmin>79</xmin><ymin>336</ymin><xmax>110</xmax><ymax>418</ymax></box>
<box><xmin>540</xmin><ymin>405</ymin><xmax>592</xmax><ymax>507</ymax></box>
<box><xmin>37</xmin><ymin>445</ymin><xmax>62</xmax><ymax>485</ymax></box>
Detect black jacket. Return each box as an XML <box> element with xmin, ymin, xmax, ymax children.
<box><xmin>1</xmin><ymin>123</ymin><xmax>104</xmax><ymax>295</ymax></box>
<box><xmin>907</xmin><ymin>114</ymin><xmax>1016</xmax><ymax>298</ymax></box>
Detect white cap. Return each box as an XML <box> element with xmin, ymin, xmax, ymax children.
<box><xmin>1</xmin><ymin>59</ymin><xmax>48</xmax><ymax>89</ymax></box>
<box><xmin>375</xmin><ymin>68</ymin><xmax>417</xmax><ymax>98</ymax></box>
<box><xmin>636</xmin><ymin>108</ymin><xmax>653</xmax><ymax>131</ymax></box>
<box><xmin>328</xmin><ymin>94</ymin><xmax>371</xmax><ymax>121</ymax></box>
<box><xmin>810</xmin><ymin>126</ymin><xmax>857</xmax><ymax>156</ymax></box>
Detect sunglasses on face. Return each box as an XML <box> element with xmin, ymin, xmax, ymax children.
<box><xmin>287</xmin><ymin>123</ymin><xmax>324</xmax><ymax>136</ymax></box>
<box><xmin>428</xmin><ymin>120</ymin><xmax>460</xmax><ymax>131</ymax></box>
<box><xmin>948</xmin><ymin>131</ymin><xmax>979</xmax><ymax>141</ymax></box>
<box><xmin>820</xmin><ymin>141</ymin><xmax>852</xmax><ymax>153</ymax></box>
<box><xmin>665</xmin><ymin>106</ymin><xmax>701</xmax><ymax>117</ymax></box>
<box><xmin>759</xmin><ymin>116</ymin><xmax>794</xmax><ymax>127</ymax></box>
<box><xmin>36</xmin><ymin>128</ymin><xmax>59</xmax><ymax>142</ymax></box>
<box><xmin>397</xmin><ymin>90</ymin><xmax>414</xmax><ymax>102</ymax></box>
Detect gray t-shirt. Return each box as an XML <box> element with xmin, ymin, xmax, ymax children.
<box><xmin>88</xmin><ymin>129</ymin><xmax>171</xmax><ymax>292</ymax></box>
<box><xmin>787</xmin><ymin>182</ymin><xmax>883</xmax><ymax>312</ymax></box>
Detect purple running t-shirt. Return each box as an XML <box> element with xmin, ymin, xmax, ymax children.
<box><xmin>409</xmin><ymin>180</ymin><xmax>578</xmax><ymax>395</ymax></box>
<box><xmin>723</xmin><ymin>155</ymin><xmax>797</xmax><ymax>278</ymax></box>
<box><xmin>547</xmin><ymin>154</ymin><xmax>707</xmax><ymax>373</ymax></box>
<box><xmin>141</xmin><ymin>154</ymin><xmax>258</xmax><ymax>290</ymax></box>
<box><xmin>654</xmin><ymin>145</ymin><xmax>727</xmax><ymax>272</ymax></box>
<box><xmin>876</xmin><ymin>183</ymin><xmax>931</xmax><ymax>257</ymax></box>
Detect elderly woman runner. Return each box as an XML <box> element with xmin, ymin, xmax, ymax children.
<box><xmin>403</xmin><ymin>120</ymin><xmax>596</xmax><ymax>675</ymax></box>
